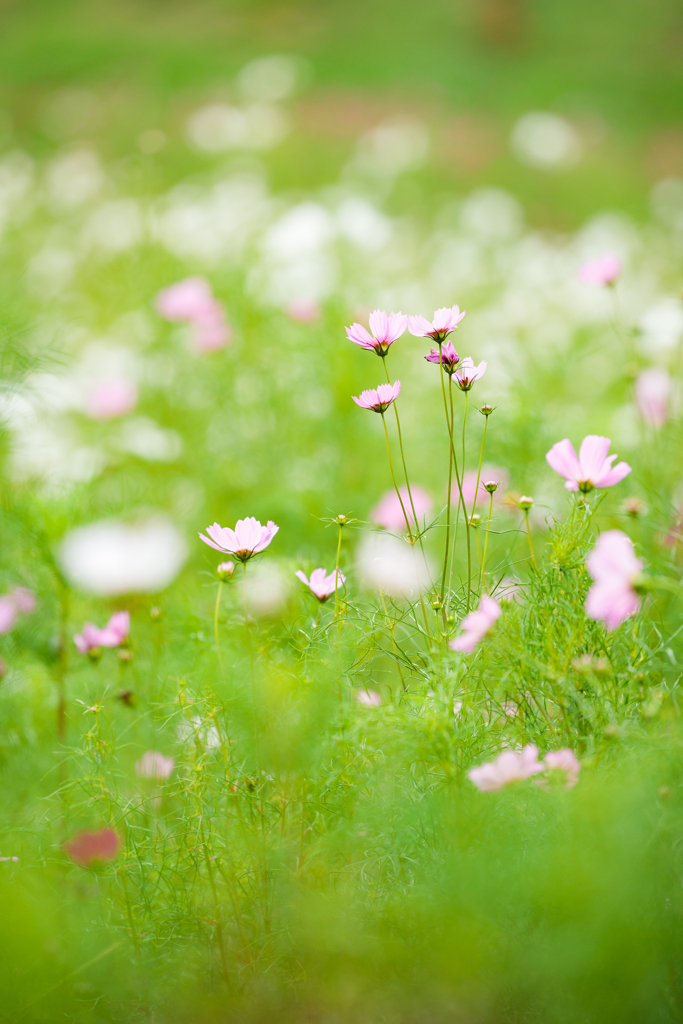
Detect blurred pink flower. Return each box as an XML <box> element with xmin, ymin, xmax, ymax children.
<box><xmin>345</xmin><ymin>310</ymin><xmax>407</xmax><ymax>356</ymax></box>
<box><xmin>85</xmin><ymin>380</ymin><xmax>138</xmax><ymax>420</ymax></box>
<box><xmin>578</xmin><ymin>254</ymin><xmax>621</xmax><ymax>286</ymax></box>
<box><xmin>424</xmin><ymin>340</ymin><xmax>460</xmax><ymax>373</ymax></box>
<box><xmin>408</xmin><ymin>305</ymin><xmax>465</xmax><ymax>340</ymax></box>
<box><xmin>0</xmin><ymin>588</ymin><xmax>36</xmax><ymax>634</ymax></box>
<box><xmin>190</xmin><ymin>308</ymin><xmax>232</xmax><ymax>353</ymax></box>
<box><xmin>66</xmin><ymin>827</ymin><xmax>120</xmax><ymax>867</ymax></box>
<box><xmin>135</xmin><ymin>750</ymin><xmax>175</xmax><ymax>780</ymax></box>
<box><xmin>635</xmin><ymin>367</ymin><xmax>671</xmax><ymax>429</ymax></box>
<box><xmin>295</xmin><ymin>567</ymin><xmax>346</xmax><ymax>602</ymax></box>
<box><xmin>352</xmin><ymin>381</ymin><xmax>401</xmax><ymax>412</ymax></box>
<box><xmin>287</xmin><ymin>298</ymin><xmax>321</xmax><ymax>322</ymax></box>
<box><xmin>356</xmin><ymin>689</ymin><xmax>382</xmax><ymax>707</ymax></box>
<box><xmin>199</xmin><ymin>517</ymin><xmax>279</xmax><ymax>561</ymax></box>
<box><xmin>155</xmin><ymin>277</ymin><xmax>216</xmax><ymax>320</ymax></box>
<box><xmin>585</xmin><ymin>529</ymin><xmax>643</xmax><ymax>631</ymax></box>
<box><xmin>371</xmin><ymin>486</ymin><xmax>433</xmax><ymax>532</ymax></box>
<box><xmin>453</xmin><ymin>467</ymin><xmax>509</xmax><ymax>508</ymax></box>
<box><xmin>546</xmin><ymin>435</ymin><xmax>631</xmax><ymax>493</ymax></box>
<box><xmin>454</xmin><ymin>357</ymin><xmax>487</xmax><ymax>391</ymax></box>
<box><xmin>450</xmin><ymin>594</ymin><xmax>501</xmax><ymax>654</ymax></box>
<box><xmin>74</xmin><ymin>611</ymin><xmax>130</xmax><ymax>653</ymax></box>
<box><xmin>468</xmin><ymin>744</ymin><xmax>544</xmax><ymax>791</ymax></box>
<box><xmin>544</xmin><ymin>748</ymin><xmax>581</xmax><ymax>788</ymax></box>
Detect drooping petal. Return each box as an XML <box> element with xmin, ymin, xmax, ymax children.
<box><xmin>295</xmin><ymin>570</ymin><xmax>310</xmax><ymax>587</ymax></box>
<box><xmin>595</xmin><ymin>460</ymin><xmax>632</xmax><ymax>488</ymax></box>
<box><xmin>408</xmin><ymin>314</ymin><xmax>434</xmax><ymax>337</ymax></box>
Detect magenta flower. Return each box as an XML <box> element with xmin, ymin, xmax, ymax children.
<box><xmin>135</xmin><ymin>750</ymin><xmax>175</xmax><ymax>780</ymax></box>
<box><xmin>345</xmin><ymin>310</ymin><xmax>407</xmax><ymax>357</ymax></box>
<box><xmin>85</xmin><ymin>380</ymin><xmax>138</xmax><ymax>420</ymax></box>
<box><xmin>449</xmin><ymin>594</ymin><xmax>501</xmax><ymax>654</ymax></box>
<box><xmin>408</xmin><ymin>305</ymin><xmax>466</xmax><ymax>341</ymax></box>
<box><xmin>199</xmin><ymin>517</ymin><xmax>279</xmax><ymax>562</ymax></box>
<box><xmin>635</xmin><ymin>367</ymin><xmax>670</xmax><ymax>429</ymax></box>
<box><xmin>65</xmin><ymin>827</ymin><xmax>120</xmax><ymax>868</ymax></box>
<box><xmin>424</xmin><ymin>340</ymin><xmax>460</xmax><ymax>373</ymax></box>
<box><xmin>454</xmin><ymin>357</ymin><xmax>487</xmax><ymax>391</ymax></box>
<box><xmin>371</xmin><ymin>485</ymin><xmax>433</xmax><ymax>532</ymax></box>
<box><xmin>544</xmin><ymin>748</ymin><xmax>581</xmax><ymax>788</ymax></box>
<box><xmin>468</xmin><ymin>744</ymin><xmax>545</xmax><ymax>791</ymax></box>
<box><xmin>585</xmin><ymin>530</ymin><xmax>643</xmax><ymax>631</ymax></box>
<box><xmin>578</xmin><ymin>254</ymin><xmax>621</xmax><ymax>286</ymax></box>
<box><xmin>74</xmin><ymin>611</ymin><xmax>130</xmax><ymax>654</ymax></box>
<box><xmin>352</xmin><ymin>380</ymin><xmax>401</xmax><ymax>413</ymax></box>
<box><xmin>295</xmin><ymin>567</ymin><xmax>346</xmax><ymax>602</ymax></box>
<box><xmin>356</xmin><ymin>688</ymin><xmax>382</xmax><ymax>707</ymax></box>
<box><xmin>546</xmin><ymin>435</ymin><xmax>631</xmax><ymax>493</ymax></box>
<box><xmin>0</xmin><ymin>588</ymin><xmax>36</xmax><ymax>634</ymax></box>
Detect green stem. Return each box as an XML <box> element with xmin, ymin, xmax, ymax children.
<box><xmin>462</xmin><ymin>391</ymin><xmax>472</xmax><ymax>611</ymax></box>
<box><xmin>334</xmin><ymin>523</ymin><xmax>343</xmax><ymax>624</ymax></box>
<box><xmin>438</xmin><ymin>347</ymin><xmax>454</xmax><ymax>606</ymax></box>
<box><xmin>381</xmin><ymin>412</ymin><xmax>413</xmax><ymax>537</ymax></box>
<box><xmin>383</xmin><ymin>360</ymin><xmax>423</xmax><ymax>551</ymax></box>
<box><xmin>481</xmin><ymin>492</ymin><xmax>494</xmax><ymax>591</ymax></box>
<box><xmin>470</xmin><ymin>414</ymin><xmax>488</xmax><ymax>520</ymax></box>
<box><xmin>524</xmin><ymin>510</ymin><xmax>537</xmax><ymax>570</ymax></box>
<box><xmin>214</xmin><ymin>581</ymin><xmax>223</xmax><ymax>671</ymax></box>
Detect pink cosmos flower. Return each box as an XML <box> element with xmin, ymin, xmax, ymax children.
<box><xmin>345</xmin><ymin>310</ymin><xmax>408</xmax><ymax>357</ymax></box>
<box><xmin>546</xmin><ymin>435</ymin><xmax>631</xmax><ymax>493</ymax></box>
<box><xmin>199</xmin><ymin>517</ymin><xmax>279</xmax><ymax>562</ymax></box>
<box><xmin>295</xmin><ymin>567</ymin><xmax>346</xmax><ymax>602</ymax></box>
<box><xmin>74</xmin><ymin>611</ymin><xmax>130</xmax><ymax>653</ymax></box>
<box><xmin>135</xmin><ymin>750</ymin><xmax>175</xmax><ymax>780</ymax></box>
<box><xmin>190</xmin><ymin>307</ymin><xmax>232</xmax><ymax>353</ymax></box>
<box><xmin>0</xmin><ymin>588</ymin><xmax>36</xmax><ymax>634</ymax></box>
<box><xmin>453</xmin><ymin>467</ymin><xmax>509</xmax><ymax>509</ymax></box>
<box><xmin>635</xmin><ymin>367</ymin><xmax>670</xmax><ymax>429</ymax></box>
<box><xmin>155</xmin><ymin>277</ymin><xmax>216</xmax><ymax>321</ymax></box>
<box><xmin>356</xmin><ymin>689</ymin><xmax>382</xmax><ymax>707</ymax></box>
<box><xmin>85</xmin><ymin>380</ymin><xmax>138</xmax><ymax>420</ymax></box>
<box><xmin>66</xmin><ymin>827</ymin><xmax>120</xmax><ymax>867</ymax></box>
<box><xmin>424</xmin><ymin>340</ymin><xmax>460</xmax><ymax>373</ymax></box>
<box><xmin>408</xmin><ymin>305</ymin><xmax>466</xmax><ymax>340</ymax></box>
<box><xmin>454</xmin><ymin>357</ymin><xmax>487</xmax><ymax>391</ymax></box>
<box><xmin>544</xmin><ymin>748</ymin><xmax>581</xmax><ymax>788</ymax></box>
<box><xmin>352</xmin><ymin>381</ymin><xmax>401</xmax><ymax>413</ymax></box>
<box><xmin>371</xmin><ymin>485</ymin><xmax>433</xmax><ymax>532</ymax></box>
<box><xmin>585</xmin><ymin>529</ymin><xmax>643</xmax><ymax>631</ymax></box>
<box><xmin>11</xmin><ymin>588</ymin><xmax>36</xmax><ymax>613</ymax></box>
<box><xmin>468</xmin><ymin>744</ymin><xmax>545</xmax><ymax>791</ymax></box>
<box><xmin>287</xmin><ymin>298</ymin><xmax>321</xmax><ymax>322</ymax></box>
<box><xmin>578</xmin><ymin>254</ymin><xmax>621</xmax><ymax>286</ymax></box>
<box><xmin>449</xmin><ymin>594</ymin><xmax>502</xmax><ymax>654</ymax></box>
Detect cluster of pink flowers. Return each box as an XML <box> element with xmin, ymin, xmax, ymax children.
<box><xmin>199</xmin><ymin>517</ymin><xmax>279</xmax><ymax>562</ymax></box>
<box><xmin>156</xmin><ymin>277</ymin><xmax>232</xmax><ymax>353</ymax></box>
<box><xmin>295</xmin><ymin>567</ymin><xmax>346</xmax><ymax>602</ymax></box>
<box><xmin>0</xmin><ymin>587</ymin><xmax>35</xmax><ymax>635</ymax></box>
<box><xmin>468</xmin><ymin>744</ymin><xmax>581</xmax><ymax>791</ymax></box>
<box><xmin>74</xmin><ymin>611</ymin><xmax>130</xmax><ymax>654</ymax></box>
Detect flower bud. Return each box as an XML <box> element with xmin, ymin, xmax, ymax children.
<box><xmin>469</xmin><ymin>514</ymin><xmax>481</xmax><ymax>527</ymax></box>
<box><xmin>217</xmin><ymin>561</ymin><xmax>235</xmax><ymax>581</ymax></box>
<box><xmin>150</xmin><ymin>606</ymin><xmax>162</xmax><ymax>620</ymax></box>
<box><xmin>334</xmin><ymin>514</ymin><xmax>348</xmax><ymax>525</ymax></box>
<box><xmin>517</xmin><ymin>496</ymin><xmax>534</xmax><ymax>510</ymax></box>
<box><xmin>431</xmin><ymin>596</ymin><xmax>443</xmax><ymax>610</ymax></box>
<box><xmin>480</xmin><ymin>404</ymin><xmax>494</xmax><ymax>416</ymax></box>
<box><xmin>623</xmin><ymin>497</ymin><xmax>645</xmax><ymax>518</ymax></box>
<box><xmin>483</xmin><ymin>480</ymin><xmax>499</xmax><ymax>493</ymax></box>
<box><xmin>118</xmin><ymin>649</ymin><xmax>133</xmax><ymax>663</ymax></box>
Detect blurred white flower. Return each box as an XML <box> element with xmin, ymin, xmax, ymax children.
<box><xmin>116</xmin><ymin>417</ymin><xmax>183</xmax><ymax>461</ymax></box>
<box><xmin>45</xmin><ymin>149</ymin><xmax>104</xmax><ymax>211</ymax></box>
<box><xmin>244</xmin><ymin>561</ymin><xmax>292</xmax><ymax>618</ymax></box>
<box><xmin>177</xmin><ymin>716</ymin><xmax>221</xmax><ymax>750</ymax></box>
<box><xmin>336</xmin><ymin>197</ymin><xmax>392</xmax><ymax>251</ymax></box>
<box><xmin>460</xmin><ymin>188</ymin><xmax>523</xmax><ymax>240</ymax></box>
<box><xmin>351</xmin><ymin>120</ymin><xmax>429</xmax><ymax>179</ymax></box>
<box><xmin>640</xmin><ymin>298</ymin><xmax>683</xmax><ymax>352</ymax></box>
<box><xmin>81</xmin><ymin>199</ymin><xmax>144</xmax><ymax>254</ymax></box>
<box><xmin>59</xmin><ymin>516</ymin><xmax>188</xmax><ymax>595</ymax></box>
<box><xmin>186</xmin><ymin>103</ymin><xmax>287</xmax><ymax>152</ymax></box>
<box><xmin>510</xmin><ymin>113</ymin><xmax>581</xmax><ymax>170</ymax></box>
<box><xmin>650</xmin><ymin>178</ymin><xmax>683</xmax><ymax>232</ymax></box>
<box><xmin>356</xmin><ymin>532</ymin><xmax>432</xmax><ymax>598</ymax></box>
<box><xmin>236</xmin><ymin>55</ymin><xmax>302</xmax><ymax>101</ymax></box>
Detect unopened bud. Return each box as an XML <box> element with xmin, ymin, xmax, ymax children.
<box><xmin>483</xmin><ymin>480</ymin><xmax>499</xmax><ymax>493</ymax></box>
<box><xmin>431</xmin><ymin>596</ymin><xmax>443</xmax><ymax>610</ymax></box>
<box><xmin>150</xmin><ymin>606</ymin><xmax>162</xmax><ymax>620</ymax></box>
<box><xmin>517</xmin><ymin>496</ymin><xmax>534</xmax><ymax>510</ymax></box>
<box><xmin>469</xmin><ymin>514</ymin><xmax>481</xmax><ymax>527</ymax></box>
<box><xmin>217</xmin><ymin>561</ymin><xmax>235</xmax><ymax>581</ymax></box>
<box><xmin>335</xmin><ymin>514</ymin><xmax>348</xmax><ymax>525</ymax></box>
<box><xmin>480</xmin><ymin>404</ymin><xmax>494</xmax><ymax>416</ymax></box>
<box><xmin>446</xmin><ymin>612</ymin><xmax>456</xmax><ymax>625</ymax></box>
<box><xmin>118</xmin><ymin>648</ymin><xmax>133</xmax><ymax>663</ymax></box>
<box><xmin>623</xmin><ymin>496</ymin><xmax>644</xmax><ymax>518</ymax></box>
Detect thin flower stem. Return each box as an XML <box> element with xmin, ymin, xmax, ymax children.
<box><xmin>446</xmin><ymin>375</ymin><xmax>468</xmax><ymax>615</ymax></box>
<box><xmin>334</xmin><ymin>523</ymin><xmax>343</xmax><ymax>624</ymax></box>
<box><xmin>214</xmin><ymin>581</ymin><xmax>224</xmax><ymax>671</ymax></box>
<box><xmin>438</xmin><ymin>347</ymin><xmax>454</xmax><ymax>606</ymax></box>
<box><xmin>379</xmin><ymin>590</ymin><xmax>407</xmax><ymax>692</ymax></box>
<box><xmin>524</xmin><ymin>510</ymin><xmax>537</xmax><ymax>570</ymax></box>
<box><xmin>382</xmin><ymin>360</ymin><xmax>424</xmax><ymax>552</ymax></box>
<box><xmin>381</xmin><ymin>412</ymin><xmax>413</xmax><ymax>537</ymax></box>
<box><xmin>481</xmin><ymin>493</ymin><xmax>494</xmax><ymax>591</ymax></box>
<box><xmin>462</xmin><ymin>391</ymin><xmax>472</xmax><ymax>611</ymax></box>
<box><xmin>470</xmin><ymin>414</ymin><xmax>488</xmax><ymax>519</ymax></box>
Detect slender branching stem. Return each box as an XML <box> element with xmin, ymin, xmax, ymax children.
<box><xmin>381</xmin><ymin>412</ymin><xmax>413</xmax><ymax>536</ymax></box>
<box><xmin>524</xmin><ymin>510</ymin><xmax>537</xmax><ymax>570</ymax></box>
<box><xmin>334</xmin><ymin>523</ymin><xmax>343</xmax><ymax>623</ymax></box>
<box><xmin>481</xmin><ymin>492</ymin><xmax>494</xmax><ymax>591</ymax></box>
<box><xmin>470</xmin><ymin>414</ymin><xmax>488</xmax><ymax>520</ymax></box>
<box><xmin>462</xmin><ymin>391</ymin><xmax>472</xmax><ymax>611</ymax></box>
<box><xmin>214</xmin><ymin>581</ymin><xmax>223</xmax><ymax>671</ymax></box>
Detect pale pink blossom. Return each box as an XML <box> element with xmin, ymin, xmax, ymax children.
<box><xmin>371</xmin><ymin>486</ymin><xmax>433</xmax><ymax>532</ymax></box>
<box><xmin>0</xmin><ymin>588</ymin><xmax>36</xmax><ymax>634</ymax></box>
<box><xmin>74</xmin><ymin>611</ymin><xmax>130</xmax><ymax>653</ymax></box>
<box><xmin>295</xmin><ymin>567</ymin><xmax>346</xmax><ymax>602</ymax></box>
<box><xmin>635</xmin><ymin>367</ymin><xmax>671</xmax><ymax>429</ymax></box>
<box><xmin>155</xmin><ymin>277</ymin><xmax>216</xmax><ymax>320</ymax></box>
<box><xmin>356</xmin><ymin>689</ymin><xmax>382</xmax><ymax>707</ymax></box>
<box><xmin>454</xmin><ymin>357</ymin><xmax>487</xmax><ymax>391</ymax></box>
<box><xmin>408</xmin><ymin>305</ymin><xmax>466</xmax><ymax>340</ymax></box>
<box><xmin>544</xmin><ymin>748</ymin><xmax>581</xmax><ymax>788</ymax></box>
<box><xmin>199</xmin><ymin>517</ymin><xmax>279</xmax><ymax>562</ymax></box>
<box><xmin>452</xmin><ymin>467</ymin><xmax>509</xmax><ymax>509</ymax></box>
<box><xmin>217</xmin><ymin>561</ymin><xmax>235</xmax><ymax>580</ymax></box>
<box><xmin>345</xmin><ymin>310</ymin><xmax>407</xmax><ymax>356</ymax></box>
<box><xmin>287</xmin><ymin>298</ymin><xmax>321</xmax><ymax>322</ymax></box>
<box><xmin>578</xmin><ymin>254</ymin><xmax>621</xmax><ymax>286</ymax></box>
<box><xmin>424</xmin><ymin>340</ymin><xmax>460</xmax><ymax>373</ymax></box>
<box><xmin>66</xmin><ymin>827</ymin><xmax>120</xmax><ymax>867</ymax></box>
<box><xmin>11</xmin><ymin>588</ymin><xmax>35</xmax><ymax>613</ymax></box>
<box><xmin>190</xmin><ymin>307</ymin><xmax>232</xmax><ymax>352</ymax></box>
<box><xmin>450</xmin><ymin>594</ymin><xmax>501</xmax><ymax>654</ymax></box>
<box><xmin>135</xmin><ymin>750</ymin><xmax>175</xmax><ymax>780</ymax></box>
<box><xmin>468</xmin><ymin>744</ymin><xmax>544</xmax><ymax>791</ymax></box>
<box><xmin>352</xmin><ymin>380</ymin><xmax>401</xmax><ymax>413</ymax></box>
<box><xmin>546</xmin><ymin>435</ymin><xmax>631</xmax><ymax>493</ymax></box>
<box><xmin>85</xmin><ymin>380</ymin><xmax>138</xmax><ymax>420</ymax></box>
<box><xmin>585</xmin><ymin>530</ymin><xmax>643</xmax><ymax>631</ymax></box>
